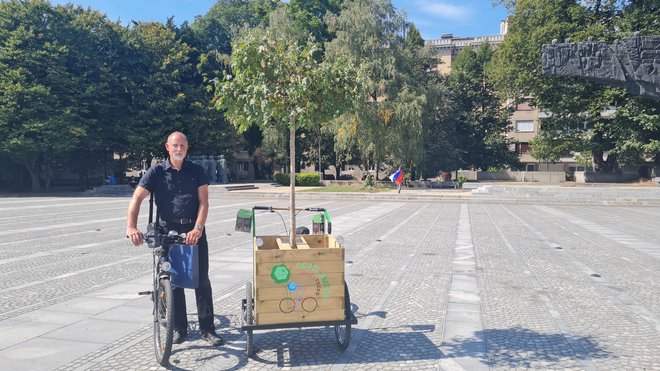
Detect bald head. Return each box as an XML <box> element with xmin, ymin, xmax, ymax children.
<box><xmin>167</xmin><ymin>131</ymin><xmax>188</xmax><ymax>144</ymax></box>
<box><xmin>165</xmin><ymin>132</ymin><xmax>189</xmax><ymax>164</ymax></box>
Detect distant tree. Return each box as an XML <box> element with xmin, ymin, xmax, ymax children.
<box><xmin>405</xmin><ymin>23</ymin><xmax>424</xmax><ymax>47</ymax></box>
<box><xmin>449</xmin><ymin>44</ymin><xmax>517</xmax><ymax>170</ymax></box>
<box><xmin>0</xmin><ymin>1</ymin><xmax>128</xmax><ymax>191</ymax></box>
<box><xmin>325</xmin><ymin>0</ymin><xmax>428</xmax><ymax>178</ymax></box>
<box><xmin>122</xmin><ymin>22</ymin><xmax>241</xmax><ymax>164</ymax></box>
<box><xmin>529</xmin><ymin>135</ymin><xmax>569</xmax><ymax>171</ymax></box>
<box><xmin>190</xmin><ymin>0</ymin><xmax>278</xmax><ymax>54</ymax></box>
<box><xmin>287</xmin><ymin>0</ymin><xmax>344</xmax><ymax>42</ymax></box>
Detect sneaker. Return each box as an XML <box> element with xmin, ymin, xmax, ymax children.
<box><xmin>200</xmin><ymin>330</ymin><xmax>223</xmax><ymax>346</ymax></box>
<box><xmin>173</xmin><ymin>330</ymin><xmax>187</xmax><ymax>344</ymax></box>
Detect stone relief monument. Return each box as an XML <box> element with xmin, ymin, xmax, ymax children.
<box><xmin>542</xmin><ymin>35</ymin><xmax>659</xmax><ymax>99</ymax></box>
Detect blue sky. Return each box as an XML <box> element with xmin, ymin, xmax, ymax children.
<box><xmin>50</xmin><ymin>0</ymin><xmax>509</xmax><ymax>40</ymax></box>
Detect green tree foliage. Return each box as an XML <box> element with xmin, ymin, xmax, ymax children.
<box><xmin>0</xmin><ymin>1</ymin><xmax>127</xmax><ymax>191</ymax></box>
<box><xmin>190</xmin><ymin>0</ymin><xmax>278</xmax><ymax>54</ymax></box>
<box><xmin>287</xmin><ymin>0</ymin><xmax>344</xmax><ymax>42</ymax></box>
<box><xmin>190</xmin><ymin>0</ymin><xmax>281</xmax><ymax>177</ymax></box>
<box><xmin>405</xmin><ymin>23</ymin><xmax>424</xmax><ymax>47</ymax></box>
<box><xmin>122</xmin><ymin>22</ymin><xmax>241</xmax><ymax>163</ymax></box>
<box><xmin>325</xmin><ymin>0</ymin><xmax>428</xmax><ymax>178</ymax></box>
<box><xmin>420</xmin><ymin>76</ymin><xmax>463</xmax><ymax>177</ymax></box>
<box><xmin>0</xmin><ymin>1</ymin><xmax>244</xmax><ymax>192</ymax></box>
<box><xmin>213</xmin><ymin>7</ymin><xmax>356</xmax><ymax>245</ymax></box>
<box><xmin>528</xmin><ymin>134</ymin><xmax>575</xmax><ymax>170</ymax></box>
<box><xmin>449</xmin><ymin>44</ymin><xmax>518</xmax><ymax>170</ymax></box>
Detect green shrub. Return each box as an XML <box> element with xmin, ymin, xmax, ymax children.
<box><xmin>275</xmin><ymin>173</ymin><xmax>290</xmax><ymax>186</ymax></box>
<box><xmin>363</xmin><ymin>173</ymin><xmax>375</xmax><ymax>189</ymax></box>
<box><xmin>274</xmin><ymin>172</ymin><xmax>321</xmax><ymax>186</ymax></box>
<box><xmin>296</xmin><ymin>172</ymin><xmax>320</xmax><ymax>186</ymax></box>
<box><xmin>457</xmin><ymin>174</ymin><xmax>468</xmax><ymax>185</ymax></box>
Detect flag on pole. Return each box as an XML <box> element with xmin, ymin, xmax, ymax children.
<box><xmin>391</xmin><ymin>169</ymin><xmax>404</xmax><ymax>185</ymax></box>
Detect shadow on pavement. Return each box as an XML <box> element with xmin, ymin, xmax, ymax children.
<box><xmin>443</xmin><ymin>326</ymin><xmax>613</xmax><ymax>367</ymax></box>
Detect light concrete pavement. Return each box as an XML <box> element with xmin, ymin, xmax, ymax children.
<box><xmin>0</xmin><ymin>185</ymin><xmax>658</xmax><ymax>370</ymax></box>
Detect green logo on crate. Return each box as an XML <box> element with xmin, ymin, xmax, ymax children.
<box><xmin>270</xmin><ymin>264</ymin><xmax>291</xmax><ymax>284</ymax></box>
<box><xmin>296</xmin><ymin>262</ymin><xmax>331</xmax><ymax>298</ymax></box>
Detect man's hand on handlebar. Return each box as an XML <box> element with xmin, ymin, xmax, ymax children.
<box><xmin>185</xmin><ymin>228</ymin><xmax>201</xmax><ymax>245</ymax></box>
<box><xmin>127</xmin><ymin>227</ymin><xmax>144</xmax><ymax>246</ymax></box>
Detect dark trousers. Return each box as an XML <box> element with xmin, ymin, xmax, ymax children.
<box><xmin>171</xmin><ymin>226</ymin><xmax>215</xmax><ymax>333</ymax></box>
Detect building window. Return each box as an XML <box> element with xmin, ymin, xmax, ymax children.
<box><xmin>516</xmin><ymin>142</ymin><xmax>530</xmax><ymax>154</ymax></box>
<box><xmin>515</xmin><ymin>120</ymin><xmax>534</xmax><ymax>132</ymax></box>
<box><xmin>526</xmin><ymin>164</ymin><xmax>536</xmax><ymax>171</ymax></box>
<box><xmin>237</xmin><ymin>161</ymin><xmax>249</xmax><ymax>172</ymax></box>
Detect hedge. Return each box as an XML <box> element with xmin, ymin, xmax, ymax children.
<box><xmin>274</xmin><ymin>172</ymin><xmax>321</xmax><ymax>186</ymax></box>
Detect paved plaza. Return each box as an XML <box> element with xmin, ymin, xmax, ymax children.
<box><xmin>0</xmin><ymin>185</ymin><xmax>658</xmax><ymax>370</ymax></box>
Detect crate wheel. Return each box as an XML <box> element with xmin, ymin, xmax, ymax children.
<box><xmin>245</xmin><ymin>281</ymin><xmax>255</xmax><ymax>356</ymax></box>
<box><xmin>334</xmin><ymin>283</ymin><xmax>352</xmax><ymax>350</ymax></box>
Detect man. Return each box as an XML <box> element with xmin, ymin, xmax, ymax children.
<box><xmin>126</xmin><ymin>131</ymin><xmax>223</xmax><ymax>346</ymax></box>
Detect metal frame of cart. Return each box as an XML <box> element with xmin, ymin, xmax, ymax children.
<box><xmin>239</xmin><ymin>206</ymin><xmax>357</xmax><ymax>356</ymax></box>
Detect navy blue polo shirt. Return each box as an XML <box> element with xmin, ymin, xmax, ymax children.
<box><xmin>138</xmin><ymin>158</ymin><xmax>209</xmax><ymax>221</ymax></box>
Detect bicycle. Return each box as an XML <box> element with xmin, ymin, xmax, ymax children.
<box><xmin>138</xmin><ymin>221</ymin><xmax>187</xmax><ymax>366</ymax></box>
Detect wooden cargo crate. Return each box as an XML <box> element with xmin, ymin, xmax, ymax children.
<box><xmin>253</xmin><ymin>234</ymin><xmax>345</xmax><ymax>325</ymax></box>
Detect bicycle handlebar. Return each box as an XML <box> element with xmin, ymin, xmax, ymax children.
<box><xmin>139</xmin><ymin>223</ymin><xmax>187</xmax><ymax>248</ymax></box>
<box><xmin>253</xmin><ymin>206</ymin><xmax>326</xmax><ymax>212</ymax></box>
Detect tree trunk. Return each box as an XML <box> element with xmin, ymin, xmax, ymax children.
<box><xmin>376</xmin><ymin>159</ymin><xmax>380</xmax><ymax>180</ymax></box>
<box><xmin>43</xmin><ymin>154</ymin><xmax>53</xmax><ymax>192</ymax></box>
<box><xmin>24</xmin><ymin>157</ymin><xmax>40</xmax><ymax>193</ymax></box>
<box><xmin>289</xmin><ymin>121</ymin><xmax>297</xmax><ymax>249</ymax></box>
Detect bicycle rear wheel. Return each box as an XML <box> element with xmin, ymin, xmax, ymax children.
<box><xmin>334</xmin><ymin>284</ymin><xmax>352</xmax><ymax>350</ymax></box>
<box><xmin>154</xmin><ymin>277</ymin><xmax>174</xmax><ymax>365</ymax></box>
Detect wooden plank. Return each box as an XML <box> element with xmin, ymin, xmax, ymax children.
<box><xmin>257</xmin><ymin>309</ymin><xmax>346</xmax><ymax>325</ymax></box>
<box><xmin>255</xmin><ymin>272</ymin><xmax>343</xmax><ymax>289</ymax></box>
<box><xmin>275</xmin><ymin>237</ymin><xmax>310</xmax><ymax>249</ymax></box>
<box><xmin>302</xmin><ymin>235</ymin><xmax>342</xmax><ymax>249</ymax></box>
<box><xmin>256</xmin><ymin>284</ymin><xmax>345</xmax><ymax>300</ymax></box>
<box><xmin>255</xmin><ymin>260</ymin><xmax>344</xmax><ymax>276</ymax></box>
<box><xmin>256</xmin><ymin>297</ymin><xmax>344</xmax><ymax>314</ymax></box>
<box><xmin>255</xmin><ymin>248</ymin><xmax>344</xmax><ymax>264</ymax></box>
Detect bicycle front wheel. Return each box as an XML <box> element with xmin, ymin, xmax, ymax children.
<box><xmin>154</xmin><ymin>277</ymin><xmax>174</xmax><ymax>366</ymax></box>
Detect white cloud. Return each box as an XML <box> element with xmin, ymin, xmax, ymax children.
<box><xmin>413</xmin><ymin>0</ymin><xmax>471</xmax><ymax>21</ymax></box>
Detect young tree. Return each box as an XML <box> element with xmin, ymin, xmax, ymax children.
<box><xmin>214</xmin><ymin>8</ymin><xmax>356</xmax><ymax>247</ymax></box>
